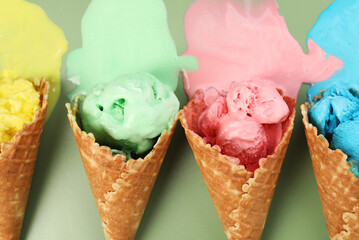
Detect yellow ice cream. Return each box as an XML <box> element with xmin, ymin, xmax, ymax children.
<box><xmin>0</xmin><ymin>0</ymin><xmax>68</xmax><ymax>117</ymax></box>
<box><xmin>0</xmin><ymin>78</ymin><xmax>40</xmax><ymax>143</ymax></box>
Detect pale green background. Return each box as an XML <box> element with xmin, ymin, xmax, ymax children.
<box><xmin>21</xmin><ymin>0</ymin><xmax>334</xmax><ymax>239</ymax></box>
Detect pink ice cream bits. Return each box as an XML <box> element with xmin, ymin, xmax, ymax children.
<box><xmin>198</xmin><ymin>81</ymin><xmax>289</xmax><ymax>172</ymax></box>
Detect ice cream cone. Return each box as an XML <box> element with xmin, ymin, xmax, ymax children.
<box><xmin>0</xmin><ymin>78</ymin><xmax>49</xmax><ymax>240</ymax></box>
<box><xmin>179</xmin><ymin>90</ymin><xmax>296</xmax><ymax>240</ymax></box>
<box><xmin>301</xmin><ymin>102</ymin><xmax>359</xmax><ymax>240</ymax></box>
<box><xmin>66</xmin><ymin>99</ymin><xmax>178</xmax><ymax>240</ymax></box>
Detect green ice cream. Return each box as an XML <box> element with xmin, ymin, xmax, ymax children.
<box><xmin>67</xmin><ymin>0</ymin><xmax>196</xmax><ymax>156</ymax></box>
<box><xmin>80</xmin><ymin>73</ymin><xmax>179</xmax><ymax>156</ymax></box>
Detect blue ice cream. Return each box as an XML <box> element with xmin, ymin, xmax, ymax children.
<box><xmin>307</xmin><ymin>0</ymin><xmax>359</xmax><ymax>102</ymax></box>
<box><xmin>308</xmin><ymin>88</ymin><xmax>359</xmax><ymax>177</ymax></box>
<box><xmin>306</xmin><ymin>0</ymin><xmax>359</xmax><ymax>178</ymax></box>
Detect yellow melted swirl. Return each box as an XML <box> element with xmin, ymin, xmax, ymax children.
<box><xmin>0</xmin><ymin>0</ymin><xmax>68</xmax><ymax>116</ymax></box>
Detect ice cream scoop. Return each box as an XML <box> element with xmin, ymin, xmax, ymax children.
<box><xmin>0</xmin><ymin>0</ymin><xmax>68</xmax><ymax>116</ymax></box>
<box><xmin>198</xmin><ymin>81</ymin><xmax>289</xmax><ymax>171</ymax></box>
<box><xmin>0</xmin><ymin>78</ymin><xmax>40</xmax><ymax>143</ymax></box>
<box><xmin>308</xmin><ymin>87</ymin><xmax>359</xmax><ymax>177</ymax></box>
<box><xmin>81</xmin><ymin>73</ymin><xmax>179</xmax><ymax>157</ymax></box>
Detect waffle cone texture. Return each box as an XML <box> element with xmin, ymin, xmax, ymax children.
<box><xmin>66</xmin><ymin>99</ymin><xmax>177</xmax><ymax>240</ymax></box>
<box><xmin>179</xmin><ymin>90</ymin><xmax>296</xmax><ymax>240</ymax></box>
<box><xmin>0</xmin><ymin>79</ymin><xmax>49</xmax><ymax>240</ymax></box>
<box><xmin>301</xmin><ymin>103</ymin><xmax>359</xmax><ymax>240</ymax></box>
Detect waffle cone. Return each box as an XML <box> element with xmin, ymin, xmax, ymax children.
<box><xmin>179</xmin><ymin>91</ymin><xmax>296</xmax><ymax>240</ymax></box>
<box><xmin>0</xmin><ymin>78</ymin><xmax>49</xmax><ymax>240</ymax></box>
<box><xmin>301</xmin><ymin>102</ymin><xmax>359</xmax><ymax>240</ymax></box>
<box><xmin>66</xmin><ymin>99</ymin><xmax>177</xmax><ymax>240</ymax></box>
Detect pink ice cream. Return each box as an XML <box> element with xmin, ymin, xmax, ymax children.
<box><xmin>198</xmin><ymin>81</ymin><xmax>289</xmax><ymax>172</ymax></box>
<box><xmin>183</xmin><ymin>0</ymin><xmax>342</xmax><ymax>98</ymax></box>
<box><xmin>182</xmin><ymin>0</ymin><xmax>342</xmax><ymax>171</ymax></box>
